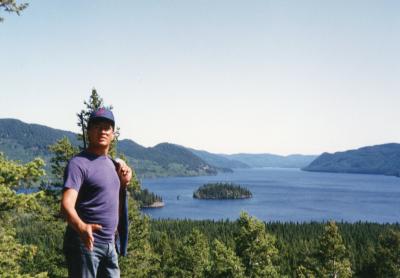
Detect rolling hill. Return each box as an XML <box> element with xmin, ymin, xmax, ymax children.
<box><xmin>303</xmin><ymin>143</ymin><xmax>400</xmax><ymax>177</ymax></box>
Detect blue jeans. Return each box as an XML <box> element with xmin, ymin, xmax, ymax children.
<box><xmin>63</xmin><ymin>227</ymin><xmax>120</xmax><ymax>278</ymax></box>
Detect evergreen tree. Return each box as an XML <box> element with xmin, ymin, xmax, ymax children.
<box><xmin>316</xmin><ymin>221</ymin><xmax>352</xmax><ymax>278</ymax></box>
<box><xmin>209</xmin><ymin>239</ymin><xmax>245</xmax><ymax>278</ymax></box>
<box><xmin>0</xmin><ymin>154</ymin><xmax>48</xmax><ymax>277</ymax></box>
<box><xmin>0</xmin><ymin>152</ymin><xmax>45</xmax><ymax>189</ymax></box>
<box><xmin>76</xmin><ymin>88</ymin><xmax>120</xmax><ymax>157</ymax></box>
<box><xmin>119</xmin><ymin>198</ymin><xmax>161</xmax><ymax>278</ymax></box>
<box><xmin>374</xmin><ymin>229</ymin><xmax>400</xmax><ymax>277</ymax></box>
<box><xmin>0</xmin><ymin>0</ymin><xmax>28</xmax><ymax>22</ymax></box>
<box><xmin>235</xmin><ymin>212</ymin><xmax>279</xmax><ymax>278</ymax></box>
<box><xmin>152</xmin><ymin>231</ymin><xmax>175</xmax><ymax>277</ymax></box>
<box><xmin>48</xmin><ymin>136</ymin><xmax>78</xmax><ymax>186</ymax></box>
<box><xmin>173</xmin><ymin>229</ymin><xmax>210</xmax><ymax>278</ymax></box>
<box><xmin>76</xmin><ymin>88</ymin><xmax>104</xmax><ymax>150</ymax></box>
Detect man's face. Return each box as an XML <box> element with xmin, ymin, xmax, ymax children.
<box><xmin>87</xmin><ymin>119</ymin><xmax>115</xmax><ymax>148</ymax></box>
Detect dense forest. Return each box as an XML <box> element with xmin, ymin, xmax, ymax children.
<box><xmin>193</xmin><ymin>183</ymin><xmax>252</xmax><ymax>199</ymax></box>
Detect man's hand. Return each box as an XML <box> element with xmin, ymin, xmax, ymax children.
<box><xmin>62</xmin><ymin>188</ymin><xmax>102</xmax><ymax>251</ymax></box>
<box><xmin>115</xmin><ymin>158</ymin><xmax>132</xmax><ymax>187</ymax></box>
<box><xmin>78</xmin><ymin>223</ymin><xmax>102</xmax><ymax>251</ymax></box>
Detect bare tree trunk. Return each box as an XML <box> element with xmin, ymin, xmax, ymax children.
<box><xmin>78</xmin><ymin>112</ymin><xmax>87</xmax><ymax>149</ymax></box>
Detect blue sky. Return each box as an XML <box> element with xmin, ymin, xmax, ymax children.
<box><xmin>1</xmin><ymin>0</ymin><xmax>399</xmax><ymax>155</ymax></box>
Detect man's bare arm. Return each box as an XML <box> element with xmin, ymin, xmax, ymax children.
<box><xmin>61</xmin><ymin>188</ymin><xmax>101</xmax><ymax>251</ymax></box>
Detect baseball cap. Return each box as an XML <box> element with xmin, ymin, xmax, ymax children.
<box><xmin>89</xmin><ymin>107</ymin><xmax>115</xmax><ymax>127</ymax></box>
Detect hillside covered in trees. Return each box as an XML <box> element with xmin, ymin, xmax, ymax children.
<box><xmin>303</xmin><ymin>143</ymin><xmax>400</xmax><ymax>177</ymax></box>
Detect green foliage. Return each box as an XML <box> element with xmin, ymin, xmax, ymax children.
<box><xmin>118</xmin><ymin>141</ymin><xmax>218</xmax><ymax>178</ymax></box>
<box><xmin>15</xmin><ymin>212</ymin><xmax>66</xmax><ymax>277</ymax></box>
<box><xmin>0</xmin><ymin>155</ymin><xmax>49</xmax><ymax>277</ymax></box>
<box><xmin>235</xmin><ymin>212</ymin><xmax>280</xmax><ymax>277</ymax></box>
<box><xmin>173</xmin><ymin>229</ymin><xmax>210</xmax><ymax>278</ymax></box>
<box><xmin>0</xmin><ymin>226</ymin><xmax>47</xmax><ymax>277</ymax></box>
<box><xmin>131</xmin><ymin>188</ymin><xmax>163</xmax><ymax>208</ymax></box>
<box><xmin>0</xmin><ymin>119</ymin><xmax>79</xmax><ymax>179</ymax></box>
<box><xmin>119</xmin><ymin>198</ymin><xmax>161</xmax><ymax>278</ymax></box>
<box><xmin>0</xmin><ymin>0</ymin><xmax>28</xmax><ymax>22</ymax></box>
<box><xmin>193</xmin><ymin>182</ymin><xmax>252</xmax><ymax>199</ymax></box>
<box><xmin>48</xmin><ymin>137</ymin><xmax>78</xmax><ymax>186</ymax></box>
<box><xmin>209</xmin><ymin>239</ymin><xmax>245</xmax><ymax>278</ymax></box>
<box><xmin>152</xmin><ymin>231</ymin><xmax>175</xmax><ymax>277</ymax></box>
<box><xmin>316</xmin><ymin>221</ymin><xmax>352</xmax><ymax>277</ymax></box>
<box><xmin>297</xmin><ymin>221</ymin><xmax>352</xmax><ymax>278</ymax></box>
<box><xmin>0</xmin><ymin>152</ymin><xmax>45</xmax><ymax>189</ymax></box>
<box><xmin>374</xmin><ymin>229</ymin><xmax>400</xmax><ymax>277</ymax></box>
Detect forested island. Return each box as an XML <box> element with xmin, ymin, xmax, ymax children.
<box><xmin>131</xmin><ymin>188</ymin><xmax>164</xmax><ymax>208</ymax></box>
<box><xmin>193</xmin><ymin>183</ymin><xmax>252</xmax><ymax>199</ymax></box>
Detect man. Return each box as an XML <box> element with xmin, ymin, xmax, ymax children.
<box><xmin>61</xmin><ymin>107</ymin><xmax>132</xmax><ymax>278</ymax></box>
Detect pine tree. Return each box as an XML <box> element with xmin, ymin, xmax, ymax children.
<box><xmin>0</xmin><ymin>152</ymin><xmax>45</xmax><ymax>189</ymax></box>
<box><xmin>316</xmin><ymin>221</ymin><xmax>352</xmax><ymax>278</ymax></box>
<box><xmin>0</xmin><ymin>154</ymin><xmax>48</xmax><ymax>277</ymax></box>
<box><xmin>235</xmin><ymin>212</ymin><xmax>280</xmax><ymax>278</ymax></box>
<box><xmin>48</xmin><ymin>137</ymin><xmax>78</xmax><ymax>186</ymax></box>
<box><xmin>152</xmin><ymin>232</ymin><xmax>175</xmax><ymax>277</ymax></box>
<box><xmin>76</xmin><ymin>88</ymin><xmax>105</xmax><ymax>150</ymax></box>
<box><xmin>173</xmin><ymin>229</ymin><xmax>210</xmax><ymax>278</ymax></box>
<box><xmin>76</xmin><ymin>88</ymin><xmax>120</xmax><ymax>157</ymax></box>
<box><xmin>0</xmin><ymin>0</ymin><xmax>28</xmax><ymax>22</ymax></box>
<box><xmin>209</xmin><ymin>239</ymin><xmax>245</xmax><ymax>278</ymax></box>
<box><xmin>374</xmin><ymin>229</ymin><xmax>400</xmax><ymax>277</ymax></box>
<box><xmin>119</xmin><ymin>198</ymin><xmax>161</xmax><ymax>277</ymax></box>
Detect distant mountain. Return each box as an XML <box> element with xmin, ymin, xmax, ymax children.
<box><xmin>303</xmin><ymin>143</ymin><xmax>400</xmax><ymax>177</ymax></box>
<box><xmin>220</xmin><ymin>153</ymin><xmax>317</xmax><ymax>168</ymax></box>
<box><xmin>187</xmin><ymin>148</ymin><xmax>250</xmax><ymax>171</ymax></box>
<box><xmin>0</xmin><ymin>118</ymin><xmax>78</xmax><ymax>164</ymax></box>
<box><xmin>119</xmin><ymin>141</ymin><xmax>218</xmax><ymax>178</ymax></box>
<box><xmin>0</xmin><ymin>119</ymin><xmax>217</xmax><ymax>178</ymax></box>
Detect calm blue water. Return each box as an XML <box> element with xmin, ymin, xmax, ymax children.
<box><xmin>141</xmin><ymin>168</ymin><xmax>400</xmax><ymax>223</ymax></box>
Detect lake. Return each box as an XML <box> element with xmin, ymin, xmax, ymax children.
<box><xmin>141</xmin><ymin>168</ymin><xmax>400</xmax><ymax>223</ymax></box>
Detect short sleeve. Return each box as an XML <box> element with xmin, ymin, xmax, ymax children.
<box><xmin>63</xmin><ymin>159</ymin><xmax>85</xmax><ymax>192</ymax></box>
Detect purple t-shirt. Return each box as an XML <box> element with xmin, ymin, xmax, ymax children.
<box><xmin>63</xmin><ymin>151</ymin><xmax>120</xmax><ymax>243</ymax></box>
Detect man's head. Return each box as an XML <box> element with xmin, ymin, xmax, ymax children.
<box><xmin>87</xmin><ymin>108</ymin><xmax>115</xmax><ymax>149</ymax></box>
